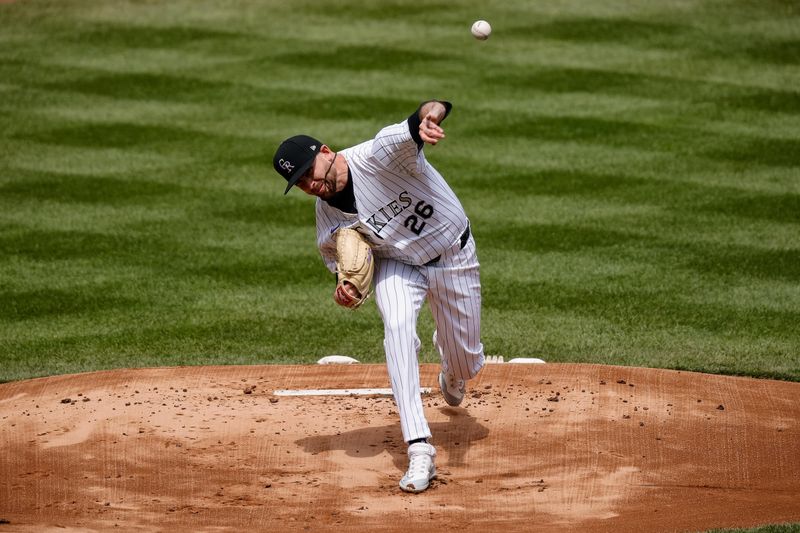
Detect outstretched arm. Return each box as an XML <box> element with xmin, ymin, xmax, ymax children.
<box><xmin>371</xmin><ymin>100</ymin><xmax>453</xmax><ymax>173</ymax></box>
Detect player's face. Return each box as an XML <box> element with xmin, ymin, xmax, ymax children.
<box><xmin>296</xmin><ymin>152</ymin><xmax>338</xmax><ymax>199</ymax></box>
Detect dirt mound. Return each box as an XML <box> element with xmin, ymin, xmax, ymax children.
<box><xmin>1</xmin><ymin>363</ymin><xmax>799</xmax><ymax>532</ymax></box>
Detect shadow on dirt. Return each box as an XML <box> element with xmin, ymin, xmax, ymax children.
<box><xmin>294</xmin><ymin>407</ymin><xmax>490</xmax><ymax>472</ymax></box>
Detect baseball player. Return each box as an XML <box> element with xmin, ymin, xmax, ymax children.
<box><xmin>273</xmin><ymin>100</ymin><xmax>485</xmax><ymax>493</ymax></box>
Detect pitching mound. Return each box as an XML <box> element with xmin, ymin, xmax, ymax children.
<box><xmin>1</xmin><ymin>363</ymin><xmax>799</xmax><ymax>532</ymax></box>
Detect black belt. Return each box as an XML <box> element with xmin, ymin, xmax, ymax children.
<box><xmin>425</xmin><ymin>224</ymin><xmax>470</xmax><ymax>266</ymax></box>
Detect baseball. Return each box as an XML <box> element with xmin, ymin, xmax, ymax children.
<box><xmin>471</xmin><ymin>20</ymin><xmax>491</xmax><ymax>40</ymax></box>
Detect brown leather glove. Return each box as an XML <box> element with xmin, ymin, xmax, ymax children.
<box><xmin>333</xmin><ymin>228</ymin><xmax>374</xmax><ymax>309</ymax></box>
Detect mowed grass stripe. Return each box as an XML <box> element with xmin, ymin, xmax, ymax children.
<box><xmin>460</xmin><ymin>168</ymin><xmax>800</xmax><ymax>224</ymax></box>
<box><xmin>475</xmin><ymin>113</ymin><xmax>800</xmax><ymax>167</ymax></box>
<box><xmin>0</xmin><ymin>0</ymin><xmax>798</xmax><ymax>385</ymax></box>
<box><xmin>480</xmin><ymin>65</ymin><xmax>800</xmax><ymax>114</ymax></box>
<box><xmin>508</xmin><ymin>15</ymin><xmax>800</xmax><ymax>66</ymax></box>
<box><xmin>0</xmin><ymin>172</ymin><xmax>185</xmax><ymax>204</ymax></box>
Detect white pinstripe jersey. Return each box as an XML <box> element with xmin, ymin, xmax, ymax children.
<box><xmin>314</xmin><ymin>118</ymin><xmax>468</xmax><ymax>272</ymax></box>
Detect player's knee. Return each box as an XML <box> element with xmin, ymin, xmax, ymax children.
<box><xmin>383</xmin><ymin>335</ymin><xmax>421</xmax><ymax>356</ymax></box>
<box><xmin>380</xmin><ymin>309</ymin><xmax>416</xmax><ymax>332</ymax></box>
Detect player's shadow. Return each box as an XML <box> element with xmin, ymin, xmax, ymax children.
<box><xmin>432</xmin><ymin>407</ymin><xmax>490</xmax><ymax>467</ymax></box>
<box><xmin>294</xmin><ymin>407</ymin><xmax>489</xmax><ymax>473</ymax></box>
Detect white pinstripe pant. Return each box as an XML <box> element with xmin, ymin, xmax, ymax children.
<box><xmin>374</xmin><ymin>235</ymin><xmax>484</xmax><ymax>443</ymax></box>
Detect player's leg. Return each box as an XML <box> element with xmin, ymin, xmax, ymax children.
<box><xmin>428</xmin><ymin>236</ymin><xmax>484</xmax><ymax>405</ymax></box>
<box><xmin>373</xmin><ymin>257</ymin><xmax>431</xmax><ymax>443</ymax></box>
<box><xmin>374</xmin><ymin>258</ymin><xmax>437</xmax><ymax>492</ymax></box>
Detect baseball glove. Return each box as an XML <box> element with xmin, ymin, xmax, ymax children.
<box><xmin>333</xmin><ymin>228</ymin><xmax>374</xmax><ymax>309</ymax></box>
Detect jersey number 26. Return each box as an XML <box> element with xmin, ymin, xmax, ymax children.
<box><xmin>404</xmin><ymin>201</ymin><xmax>434</xmax><ymax>236</ymax></box>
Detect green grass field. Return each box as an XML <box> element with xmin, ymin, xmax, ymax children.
<box><xmin>711</xmin><ymin>526</ymin><xmax>800</xmax><ymax>533</ymax></box>
<box><xmin>1</xmin><ymin>0</ymin><xmax>798</xmax><ymax>387</ymax></box>
<box><xmin>1</xmin><ymin>2</ymin><xmax>799</xmax><ymax>530</ymax></box>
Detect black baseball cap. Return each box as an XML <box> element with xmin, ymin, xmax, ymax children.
<box><xmin>273</xmin><ymin>134</ymin><xmax>322</xmax><ymax>194</ymax></box>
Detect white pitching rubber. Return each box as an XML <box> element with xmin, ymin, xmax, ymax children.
<box><xmin>274</xmin><ymin>388</ymin><xmax>432</xmax><ymax>397</ymax></box>
<box><xmin>317</xmin><ymin>355</ymin><xmax>360</xmax><ymax>365</ymax></box>
<box><xmin>508</xmin><ymin>358</ymin><xmax>546</xmax><ymax>364</ymax></box>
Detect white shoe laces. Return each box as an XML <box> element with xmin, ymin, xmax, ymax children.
<box><xmin>407</xmin><ymin>453</ymin><xmax>432</xmax><ymax>477</ymax></box>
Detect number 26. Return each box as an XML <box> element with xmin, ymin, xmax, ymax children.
<box><xmin>404</xmin><ymin>201</ymin><xmax>434</xmax><ymax>236</ymax></box>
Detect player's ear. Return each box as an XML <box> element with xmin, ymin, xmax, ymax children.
<box><xmin>320</xmin><ymin>144</ymin><xmax>332</xmax><ymax>154</ymax></box>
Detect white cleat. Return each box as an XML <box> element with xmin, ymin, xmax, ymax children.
<box><xmin>399</xmin><ymin>442</ymin><xmax>436</xmax><ymax>493</ymax></box>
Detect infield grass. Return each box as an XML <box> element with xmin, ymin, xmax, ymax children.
<box><xmin>712</xmin><ymin>525</ymin><xmax>800</xmax><ymax>533</ymax></box>
<box><xmin>1</xmin><ymin>0</ymin><xmax>799</xmax><ymax>383</ymax></box>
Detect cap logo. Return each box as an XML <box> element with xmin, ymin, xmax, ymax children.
<box><xmin>278</xmin><ymin>158</ymin><xmax>295</xmax><ymax>173</ymax></box>
<box><xmin>310</xmin><ymin>145</ymin><xmax>317</xmax><ymax>150</ymax></box>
